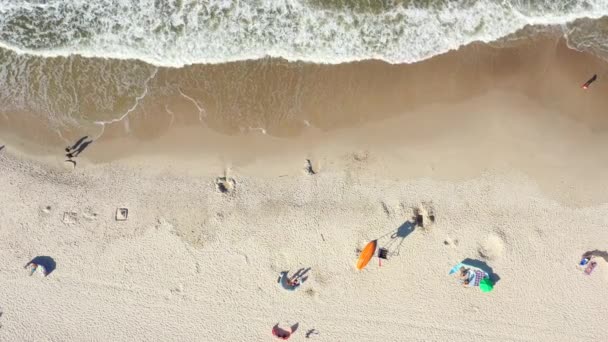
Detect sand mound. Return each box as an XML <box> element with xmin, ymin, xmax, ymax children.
<box><xmin>413</xmin><ymin>202</ymin><xmax>436</xmax><ymax>230</ymax></box>
<box><xmin>215</xmin><ymin>176</ymin><xmax>236</xmax><ymax>194</ymax></box>
<box><xmin>478</xmin><ymin>234</ymin><xmax>506</xmax><ymax>260</ymax></box>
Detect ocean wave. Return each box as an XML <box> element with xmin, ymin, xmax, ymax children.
<box><xmin>0</xmin><ymin>0</ymin><xmax>607</xmax><ymax>67</ymax></box>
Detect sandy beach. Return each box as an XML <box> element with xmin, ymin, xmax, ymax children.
<box><xmin>2</xmin><ymin>33</ymin><xmax>608</xmax><ymax>341</ymax></box>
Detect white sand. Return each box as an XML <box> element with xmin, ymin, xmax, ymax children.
<box><xmin>1</xmin><ymin>88</ymin><xmax>608</xmax><ymax>341</ymax></box>
<box><xmin>1</xmin><ymin>151</ymin><xmax>607</xmax><ymax>341</ymax></box>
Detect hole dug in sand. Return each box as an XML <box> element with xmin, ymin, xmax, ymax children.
<box><xmin>413</xmin><ymin>202</ymin><xmax>436</xmax><ymax>230</ymax></box>
<box><xmin>216</xmin><ymin>177</ymin><xmax>236</xmax><ymax>194</ymax></box>
<box><xmin>62</xmin><ymin>212</ymin><xmax>78</xmax><ymax>224</ymax></box>
<box><xmin>116</xmin><ymin>208</ymin><xmax>129</xmax><ymax>221</ymax></box>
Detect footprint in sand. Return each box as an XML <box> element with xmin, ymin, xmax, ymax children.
<box><xmin>380</xmin><ymin>201</ymin><xmax>392</xmax><ymax>218</ymax></box>
<box><xmin>443</xmin><ymin>237</ymin><xmax>459</xmax><ymax>247</ymax></box>
<box><xmin>353</xmin><ymin>150</ymin><xmax>369</xmax><ymax>162</ymax></box>
<box><xmin>305</xmin><ymin>287</ymin><xmax>320</xmax><ymax>300</ymax></box>
<box><xmin>169</xmin><ymin>284</ymin><xmax>184</xmax><ymax>296</ymax></box>
<box><xmin>478</xmin><ymin>234</ymin><xmax>505</xmax><ymax>260</ymax></box>
<box><xmin>82</xmin><ymin>208</ymin><xmax>99</xmax><ymax>221</ymax></box>
<box><xmin>40</xmin><ymin>205</ymin><xmax>52</xmax><ymax>215</ymax></box>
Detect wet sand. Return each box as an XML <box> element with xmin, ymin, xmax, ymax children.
<box><xmin>3</xmin><ymin>37</ymin><xmax>608</xmax><ymax>205</ymax></box>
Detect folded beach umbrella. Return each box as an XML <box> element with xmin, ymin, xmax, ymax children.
<box><xmin>357</xmin><ymin>240</ymin><xmax>377</xmax><ymax>270</ymax></box>
<box><xmin>479</xmin><ymin>278</ymin><xmax>494</xmax><ymax>293</ymax></box>
<box><xmin>448</xmin><ymin>263</ymin><xmax>464</xmax><ymax>275</ymax></box>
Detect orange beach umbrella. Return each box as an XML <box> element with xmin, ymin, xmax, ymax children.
<box><xmin>357</xmin><ymin>240</ymin><xmax>377</xmax><ymax>270</ymax></box>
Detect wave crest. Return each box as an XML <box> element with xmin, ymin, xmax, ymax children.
<box><xmin>0</xmin><ymin>0</ymin><xmax>607</xmax><ymax>66</ymax></box>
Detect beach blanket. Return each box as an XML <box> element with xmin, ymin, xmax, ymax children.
<box><xmin>449</xmin><ymin>262</ymin><xmax>489</xmax><ymax>287</ymax></box>
<box><xmin>467</xmin><ymin>270</ymin><xmax>488</xmax><ymax>287</ymax></box>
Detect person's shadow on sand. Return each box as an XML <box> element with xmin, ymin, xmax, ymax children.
<box><xmin>291</xmin><ymin>267</ymin><xmax>310</xmax><ymax>281</ymax></box>
<box><xmin>66</xmin><ymin>140</ymin><xmax>93</xmax><ymax>158</ymax></box>
<box><xmin>65</xmin><ymin>136</ymin><xmax>88</xmax><ymax>153</ymax></box>
<box><xmin>583</xmin><ymin>249</ymin><xmax>608</xmax><ymax>263</ymax></box>
<box><xmin>305</xmin><ymin>328</ymin><xmax>319</xmax><ymax>338</ymax></box>
<box><xmin>377</xmin><ymin>220</ymin><xmax>415</xmax><ymax>257</ymax></box>
<box><xmin>65</xmin><ymin>136</ymin><xmax>93</xmax><ymax>159</ymax></box>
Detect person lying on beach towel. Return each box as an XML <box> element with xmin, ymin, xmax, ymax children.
<box><xmin>463</xmin><ymin>269</ymin><xmax>488</xmax><ymax>287</ymax></box>
<box><xmin>455</xmin><ymin>266</ymin><xmax>488</xmax><ymax>287</ymax></box>
<box><xmin>451</xmin><ymin>263</ymin><xmax>494</xmax><ymax>292</ymax></box>
<box><xmin>456</xmin><ymin>266</ymin><xmax>470</xmax><ymax>283</ymax></box>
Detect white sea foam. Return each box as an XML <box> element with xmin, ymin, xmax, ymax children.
<box><xmin>0</xmin><ymin>0</ymin><xmax>607</xmax><ymax>67</ymax></box>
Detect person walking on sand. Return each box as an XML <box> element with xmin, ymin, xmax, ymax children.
<box><xmin>582</xmin><ymin>74</ymin><xmax>597</xmax><ymax>89</ymax></box>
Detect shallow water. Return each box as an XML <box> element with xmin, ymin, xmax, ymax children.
<box><xmin>1</xmin><ymin>1</ymin><xmax>608</xmax><ymax>143</ymax></box>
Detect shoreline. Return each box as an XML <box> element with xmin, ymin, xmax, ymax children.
<box><xmin>2</xmin><ymin>35</ymin><xmax>608</xmax><ymax>340</ymax></box>
<box><xmin>3</xmin><ymin>36</ymin><xmax>608</xmax><ymax>147</ymax></box>
<box><xmin>4</xmin><ymin>84</ymin><xmax>608</xmax><ymax>207</ymax></box>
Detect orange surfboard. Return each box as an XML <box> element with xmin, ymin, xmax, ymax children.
<box><xmin>357</xmin><ymin>240</ymin><xmax>377</xmax><ymax>270</ymax></box>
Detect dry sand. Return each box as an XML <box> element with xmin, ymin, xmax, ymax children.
<box><xmin>2</xmin><ymin>38</ymin><xmax>608</xmax><ymax>341</ymax></box>
<box><xmin>1</xmin><ymin>116</ymin><xmax>608</xmax><ymax>341</ymax></box>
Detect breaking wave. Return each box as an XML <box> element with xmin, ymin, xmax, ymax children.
<box><xmin>1</xmin><ymin>0</ymin><xmax>607</xmax><ymax>67</ymax></box>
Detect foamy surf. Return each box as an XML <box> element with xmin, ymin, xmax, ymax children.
<box><xmin>1</xmin><ymin>0</ymin><xmax>608</xmax><ymax>67</ymax></box>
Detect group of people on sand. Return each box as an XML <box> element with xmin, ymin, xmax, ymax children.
<box><xmin>279</xmin><ymin>268</ymin><xmax>310</xmax><ymax>291</ymax></box>
<box><xmin>64</xmin><ymin>136</ymin><xmax>93</xmax><ymax>166</ymax></box>
<box><xmin>273</xmin><ymin>268</ymin><xmax>312</xmax><ymax>339</ymax></box>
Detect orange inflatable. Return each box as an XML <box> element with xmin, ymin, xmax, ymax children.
<box><xmin>356</xmin><ymin>240</ymin><xmax>377</xmax><ymax>270</ymax></box>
